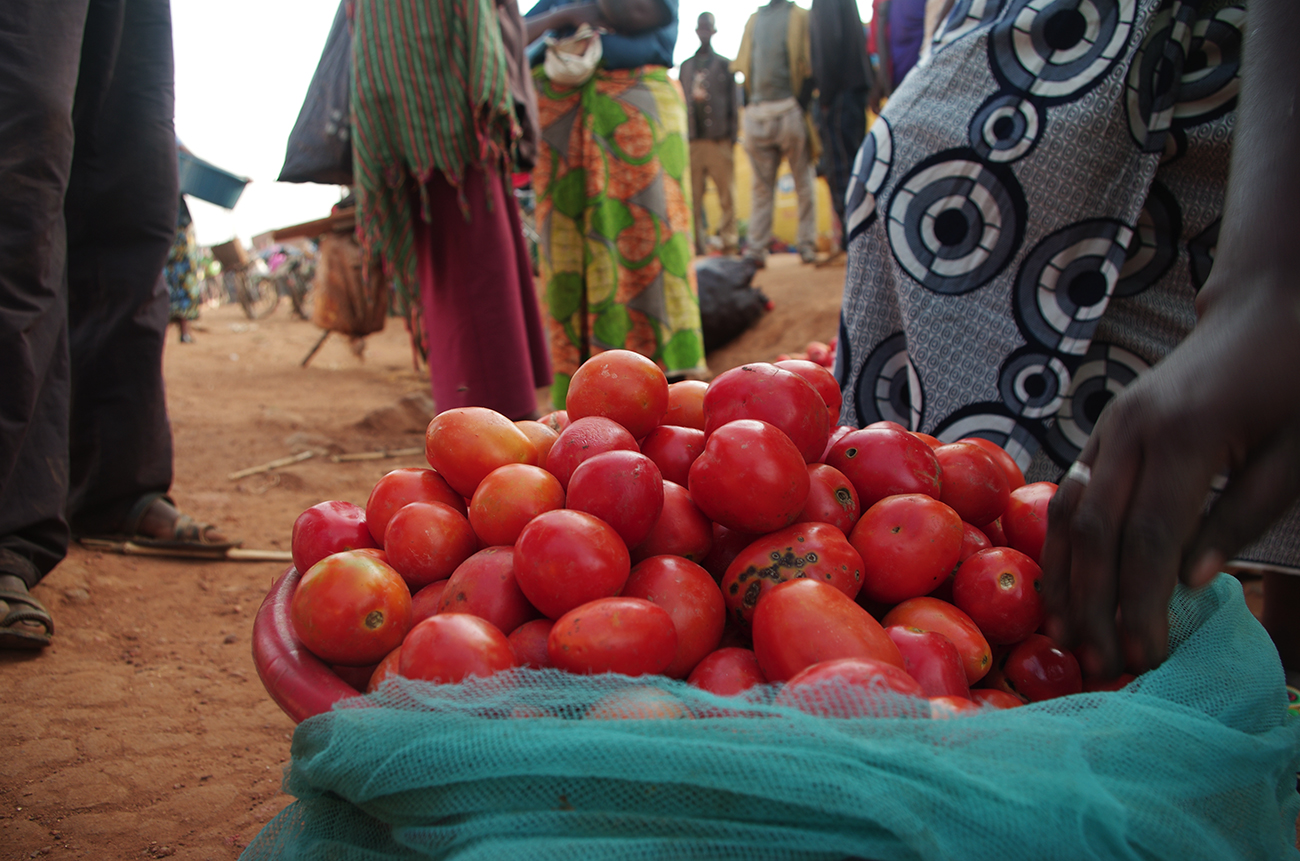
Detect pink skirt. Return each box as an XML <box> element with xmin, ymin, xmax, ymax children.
<box><xmin>412</xmin><ymin>168</ymin><xmax>551</xmax><ymax>420</ymax></box>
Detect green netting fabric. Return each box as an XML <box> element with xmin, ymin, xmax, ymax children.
<box><xmin>242</xmin><ymin>576</ymin><xmax>1300</xmax><ymax>860</ymax></box>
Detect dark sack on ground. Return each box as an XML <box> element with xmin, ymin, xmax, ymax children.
<box><xmin>696</xmin><ymin>256</ymin><xmax>769</xmax><ymax>352</ymax></box>
<box><xmin>279</xmin><ymin>1</ymin><xmax>353</xmax><ymax>185</ymax></box>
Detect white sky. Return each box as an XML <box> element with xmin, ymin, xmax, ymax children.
<box><xmin>172</xmin><ymin>0</ymin><xmax>869</xmax><ymax>247</ymax></box>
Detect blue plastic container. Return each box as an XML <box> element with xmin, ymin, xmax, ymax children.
<box><xmin>178</xmin><ymin>150</ymin><xmax>249</xmax><ymax>209</ymax></box>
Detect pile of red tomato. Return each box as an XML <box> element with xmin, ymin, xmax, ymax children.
<box><xmin>773</xmin><ymin>337</ymin><xmax>835</xmax><ymax>368</ymax></box>
<box><xmin>276</xmin><ymin>350</ymin><xmax>1133</xmax><ymax>721</ymax></box>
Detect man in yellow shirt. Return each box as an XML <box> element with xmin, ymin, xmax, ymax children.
<box><xmin>732</xmin><ymin>0</ymin><xmax>821</xmax><ymax>266</ymax></box>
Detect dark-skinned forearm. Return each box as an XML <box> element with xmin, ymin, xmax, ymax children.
<box><xmin>1199</xmin><ymin>0</ymin><xmax>1300</xmax><ymax>311</ymax></box>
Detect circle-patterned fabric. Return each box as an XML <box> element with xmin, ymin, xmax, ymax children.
<box><xmin>836</xmin><ymin>1</ymin><xmax>1300</xmax><ymax>568</ymax></box>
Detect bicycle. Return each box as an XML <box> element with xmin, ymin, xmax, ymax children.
<box><xmin>212</xmin><ymin>239</ymin><xmax>279</xmax><ymax>320</ymax></box>
<box><xmin>262</xmin><ymin>244</ymin><xmax>317</xmax><ymax>320</ymax></box>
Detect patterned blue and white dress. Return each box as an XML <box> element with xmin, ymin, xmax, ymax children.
<box><xmin>835</xmin><ymin>0</ymin><xmax>1297</xmax><ymax>569</ymax></box>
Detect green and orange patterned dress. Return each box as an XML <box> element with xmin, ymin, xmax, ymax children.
<box><xmin>532</xmin><ymin>61</ymin><xmax>709</xmax><ymax>407</ymax></box>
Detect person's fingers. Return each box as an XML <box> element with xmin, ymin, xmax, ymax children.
<box><xmin>1041</xmin><ymin>447</ymin><xmax>1095</xmax><ymax>645</ymax></box>
<box><xmin>1183</xmin><ymin>421</ymin><xmax>1300</xmax><ymax>588</ymax></box>
<box><xmin>1113</xmin><ymin>440</ymin><xmax>1221</xmax><ymax>673</ymax></box>
<box><xmin>1062</xmin><ymin>424</ymin><xmax>1140</xmax><ymax>678</ymax></box>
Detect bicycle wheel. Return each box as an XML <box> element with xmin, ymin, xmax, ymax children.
<box><xmin>237</xmin><ymin>271</ymin><xmax>280</xmax><ymax>319</ymax></box>
<box><xmin>286</xmin><ymin>270</ymin><xmax>315</xmax><ymax>321</ymax></box>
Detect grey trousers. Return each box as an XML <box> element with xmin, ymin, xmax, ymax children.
<box><xmin>742</xmin><ymin>98</ymin><xmax>817</xmax><ymax>259</ymax></box>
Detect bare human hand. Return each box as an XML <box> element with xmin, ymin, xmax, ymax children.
<box><xmin>1039</xmin><ymin>0</ymin><xmax>1300</xmax><ymax>679</ymax></box>
<box><xmin>524</xmin><ymin>3</ymin><xmax>609</xmax><ymax>44</ymax></box>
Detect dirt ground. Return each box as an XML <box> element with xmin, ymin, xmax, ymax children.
<box><xmin>0</xmin><ymin>253</ymin><xmax>844</xmax><ymax>860</ymax></box>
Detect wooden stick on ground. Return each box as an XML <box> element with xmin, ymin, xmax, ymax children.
<box><xmin>227</xmin><ymin>450</ymin><xmax>315</xmax><ymax>481</ymax></box>
<box><xmin>301</xmin><ymin>330</ymin><xmax>330</xmax><ymax>367</ymax></box>
<box><xmin>331</xmin><ymin>447</ymin><xmax>424</xmax><ymax>463</ymax></box>
<box><xmin>79</xmin><ymin>538</ymin><xmax>294</xmax><ymax>563</ymax></box>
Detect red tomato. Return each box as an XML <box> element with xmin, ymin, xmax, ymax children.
<box><xmin>807</xmin><ymin>340</ymin><xmax>834</xmax><ymax>367</ymax></box>
<box><xmin>329</xmin><ymin>662</ymin><xmax>378</xmax><ymax>692</ymax></box>
<box><xmin>538</xmin><ymin>410</ymin><xmax>570</xmax><ymax>433</ymax></box>
<box><xmin>773</xmin><ymin>358</ymin><xmax>843</xmax><ymax>428</ymax></box>
<box><xmin>424</xmin><ymin>407</ymin><xmax>538</xmax><ymax>499</ymax></box>
<box><xmin>365</xmin><ymin>467</ymin><xmax>466</xmax><ymax>544</ymax></box>
<box><xmin>565</xmin><ymin>349</ymin><xmax>669</xmax><ymax>440</ymax></box>
<box><xmin>983</xmin><ymin>517</ymin><xmax>1009</xmax><ymax>547</ymax></box>
<box><xmin>291</xmin><ymin>500</ymin><xmax>380</xmax><ymax>574</ymax></box>
<box><xmin>821</xmin><ymin>424</ymin><xmax>855</xmax><ymax>461</ymax></box>
<box><xmin>410</xmin><ymin>580</ymin><xmax>448</xmax><ymax>626</ymax></box>
<box><xmin>885</xmin><ymin>625</ymin><xmax>971</xmax><ymax>699</ymax></box>
<box><xmin>934</xmin><ymin>442</ymin><xmax>1010</xmax><ymax>527</ymax></box>
<box><xmin>775</xmin><ymin>657</ymin><xmax>925</xmax><ymax>718</ymax></box>
<box><xmin>623</xmin><ymin>555</ymin><xmax>726</xmax><ymax>678</ymax></box>
<box><xmin>882</xmin><ymin>597</ymin><xmax>992</xmax><ymax>685</ymax></box>
<box><xmin>970</xmin><ymin>688</ymin><xmax>1026</xmax><ymax>709</ymax></box>
<box><xmin>508</xmin><ymin>618</ymin><xmax>554</xmax><ymax>669</ymax></box>
<box><xmin>699</xmin><ymin>522</ymin><xmax>756</xmax><ymax>583</ymax></box>
<box><xmin>547</xmin><ymin>597</ymin><xmax>678</xmax><ymax>676</ymax></box>
<box><xmin>850</xmin><ymin>494</ymin><xmax>964</xmax><ymax>604</ymax></box>
<box><xmin>291</xmin><ymin>550</ymin><xmax>413</xmax><ymax>666</ymax></box>
<box><xmin>437</xmin><ymin>546</ymin><xmax>541</xmax><ymax>635</ymax></box>
<box><xmin>752</xmin><ymin>579</ymin><xmax>904</xmax><ymax>682</ymax></box>
<box><xmin>927</xmin><ymin>695</ymin><xmax>980</xmax><ymax>718</ymax></box>
<box><xmin>1002</xmin><ymin>482</ymin><xmax>1057</xmax><ymax>563</ymax></box>
<box><xmin>383</xmin><ymin>501</ymin><xmax>478</xmax><ymax>590</ymax></box>
<box><xmin>704</xmin><ymin>363</ymin><xmax>830</xmax><ymax>464</ymax></box>
<box><xmin>688</xmin><ymin>419</ymin><xmax>810</xmax><ymax>534</ymax></box>
<box><xmin>935</xmin><ymin>522</ymin><xmax>993</xmax><ymax>602</ymax></box>
<box><xmin>365</xmin><ymin>647</ymin><xmax>402</xmax><ymax>692</ymax></box>
<box><xmin>630</xmin><ymin>481</ymin><xmax>713</xmax><ymax>564</ymax></box>
<box><xmin>545</xmin><ymin>416</ymin><xmax>639</xmax><ymax>490</ymax></box>
<box><xmin>959</xmin><ymin>436</ymin><xmax>1026</xmax><ymax>490</ymax></box>
<box><xmin>911</xmin><ymin>432</ymin><xmax>943</xmax><ymax>449</ymax></box>
<box><xmin>399</xmin><ymin>614</ymin><xmax>518</xmax><ymax>683</ymax></box>
<box><xmin>976</xmin><ymin>644</ymin><xmax>1018</xmax><ymax>699</ymax></box>
<box><xmin>1003</xmin><ymin>633</ymin><xmax>1082</xmax><ymax>701</ymax></box>
<box><xmin>468</xmin><ymin>463</ymin><xmax>566</xmax><ymax>547</ymax></box>
<box><xmin>824</xmin><ymin>426</ymin><xmax>942</xmax><ymax>510</ymax></box>
<box><xmin>664</xmin><ymin>380</ymin><xmax>708</xmax><ymax>430</ymax></box>
<box><xmin>639</xmin><ymin>425</ymin><xmax>705</xmax><ymax>488</ymax></box>
<box><xmin>686</xmin><ymin>647</ymin><xmax>767</xmax><ymax>696</ymax></box>
<box><xmin>586</xmin><ymin>686</ymin><xmax>690</xmax><ymax>720</ymax></box>
<box><xmin>721</xmin><ymin>522</ymin><xmax>865</xmax><ymax>626</ymax></box>
<box><xmin>798</xmin><ymin>463</ymin><xmax>861</xmax><ymax>534</ymax></box>
<box><xmin>514</xmin><ymin>420</ymin><xmax>559</xmax><ymax>470</ymax></box>
<box><xmin>952</xmin><ymin>547</ymin><xmax>1044</xmax><ymax>645</ymax></box>
<box><xmin>958</xmin><ymin>522</ymin><xmax>993</xmax><ymax>561</ymax></box>
<box><xmin>566</xmin><ymin>450</ymin><xmax>665</xmax><ymax>548</ymax></box>
<box><xmin>351</xmin><ymin>547</ymin><xmax>390</xmax><ymax>564</ymax></box>
<box><xmin>514</xmin><ymin>509</ymin><xmax>631</xmax><ymax>619</ymax></box>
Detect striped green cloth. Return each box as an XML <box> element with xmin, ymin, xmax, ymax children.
<box><xmin>351</xmin><ymin>0</ymin><xmax>518</xmax><ymax>310</ymax></box>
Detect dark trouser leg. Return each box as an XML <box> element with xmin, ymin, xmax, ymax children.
<box><xmin>819</xmin><ymin>89</ymin><xmax>868</xmax><ymax>233</ymax></box>
<box><xmin>0</xmin><ymin>1</ymin><xmax>92</xmax><ymax>588</ymax></box>
<box><xmin>65</xmin><ymin>0</ymin><xmax>178</xmax><ymax>536</ymax></box>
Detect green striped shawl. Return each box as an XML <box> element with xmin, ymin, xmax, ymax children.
<box><xmin>351</xmin><ymin>0</ymin><xmax>517</xmax><ymax>310</ymax></box>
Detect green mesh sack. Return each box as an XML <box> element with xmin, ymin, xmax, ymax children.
<box><xmin>241</xmin><ymin>576</ymin><xmax>1300</xmax><ymax>860</ymax></box>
